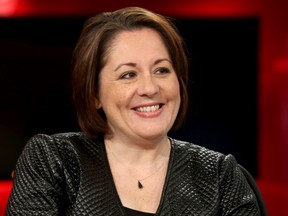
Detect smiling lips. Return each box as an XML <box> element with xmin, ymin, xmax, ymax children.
<box><xmin>133</xmin><ymin>103</ymin><xmax>163</xmax><ymax>115</ymax></box>
<box><xmin>136</xmin><ymin>104</ymin><xmax>160</xmax><ymax>112</ymax></box>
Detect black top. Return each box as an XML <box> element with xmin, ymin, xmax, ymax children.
<box><xmin>124</xmin><ymin>207</ymin><xmax>155</xmax><ymax>216</ymax></box>
<box><xmin>6</xmin><ymin>132</ymin><xmax>261</xmax><ymax>215</ymax></box>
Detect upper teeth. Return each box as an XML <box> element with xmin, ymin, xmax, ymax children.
<box><xmin>136</xmin><ymin>105</ymin><xmax>160</xmax><ymax>112</ymax></box>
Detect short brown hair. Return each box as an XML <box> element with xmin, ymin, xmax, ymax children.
<box><xmin>72</xmin><ymin>7</ymin><xmax>189</xmax><ymax>138</ymax></box>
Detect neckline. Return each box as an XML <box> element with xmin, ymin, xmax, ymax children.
<box><xmin>101</xmin><ymin>137</ymin><xmax>175</xmax><ymax>215</ymax></box>
<box><xmin>124</xmin><ymin>206</ymin><xmax>155</xmax><ymax>216</ymax></box>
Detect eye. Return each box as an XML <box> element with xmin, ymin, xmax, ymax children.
<box><xmin>155</xmin><ymin>67</ymin><xmax>170</xmax><ymax>74</ymax></box>
<box><xmin>119</xmin><ymin>71</ymin><xmax>136</xmax><ymax>79</ymax></box>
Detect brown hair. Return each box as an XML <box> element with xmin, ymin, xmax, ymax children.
<box><xmin>72</xmin><ymin>7</ymin><xmax>189</xmax><ymax>138</ymax></box>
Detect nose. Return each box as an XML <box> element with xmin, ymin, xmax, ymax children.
<box><xmin>137</xmin><ymin>74</ymin><xmax>159</xmax><ymax>97</ymax></box>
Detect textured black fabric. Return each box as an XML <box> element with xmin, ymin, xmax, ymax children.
<box><xmin>6</xmin><ymin>132</ymin><xmax>260</xmax><ymax>215</ymax></box>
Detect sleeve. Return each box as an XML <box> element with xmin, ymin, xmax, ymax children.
<box><xmin>218</xmin><ymin>155</ymin><xmax>261</xmax><ymax>216</ymax></box>
<box><xmin>5</xmin><ymin>134</ymin><xmax>65</xmax><ymax>216</ymax></box>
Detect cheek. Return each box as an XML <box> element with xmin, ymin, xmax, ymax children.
<box><xmin>175</xmin><ymin>90</ymin><xmax>181</xmax><ymax>110</ymax></box>
<box><xmin>170</xmin><ymin>81</ymin><xmax>181</xmax><ymax>112</ymax></box>
<box><xmin>169</xmin><ymin>79</ymin><xmax>181</xmax><ymax>101</ymax></box>
<box><xmin>102</xmin><ymin>85</ymin><xmax>132</xmax><ymax>109</ymax></box>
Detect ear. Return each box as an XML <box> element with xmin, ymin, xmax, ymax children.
<box><xmin>95</xmin><ymin>98</ymin><xmax>102</xmax><ymax>109</ymax></box>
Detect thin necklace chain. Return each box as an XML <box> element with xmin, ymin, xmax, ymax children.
<box><xmin>106</xmin><ymin>141</ymin><xmax>169</xmax><ymax>189</ymax></box>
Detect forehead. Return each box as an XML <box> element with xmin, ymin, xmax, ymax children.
<box><xmin>113</xmin><ymin>27</ymin><xmax>160</xmax><ymax>40</ymax></box>
<box><xmin>105</xmin><ymin>28</ymin><xmax>170</xmax><ymax>61</ymax></box>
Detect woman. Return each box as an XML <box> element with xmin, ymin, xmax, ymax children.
<box><xmin>6</xmin><ymin>7</ymin><xmax>261</xmax><ymax>215</ymax></box>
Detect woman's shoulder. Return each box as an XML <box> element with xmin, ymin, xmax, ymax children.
<box><xmin>17</xmin><ymin>132</ymin><xmax>104</xmax><ymax>187</ymax></box>
<box><xmin>170</xmin><ymin>138</ymin><xmax>238</xmax><ymax>170</ymax></box>
<box><xmin>21</xmin><ymin>132</ymin><xmax>104</xmax><ymax>172</ymax></box>
<box><xmin>168</xmin><ymin>140</ymin><xmax>260</xmax><ymax>215</ymax></box>
<box><xmin>171</xmin><ymin>138</ymin><xmax>224</xmax><ymax>158</ymax></box>
<box><xmin>26</xmin><ymin>132</ymin><xmax>101</xmax><ymax>151</ymax></box>
<box><xmin>28</xmin><ymin>132</ymin><xmax>94</xmax><ymax>144</ymax></box>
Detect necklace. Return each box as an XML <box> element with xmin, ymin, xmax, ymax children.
<box><xmin>136</xmin><ymin>159</ymin><xmax>167</xmax><ymax>189</ymax></box>
<box><xmin>106</xmin><ymin>142</ymin><xmax>169</xmax><ymax>189</ymax></box>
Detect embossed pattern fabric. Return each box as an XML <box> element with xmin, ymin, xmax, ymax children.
<box><xmin>6</xmin><ymin>133</ymin><xmax>260</xmax><ymax>215</ymax></box>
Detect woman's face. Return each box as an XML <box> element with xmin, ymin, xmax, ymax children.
<box><xmin>98</xmin><ymin>28</ymin><xmax>180</xmax><ymax>142</ymax></box>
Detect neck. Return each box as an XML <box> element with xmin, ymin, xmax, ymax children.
<box><xmin>105</xmin><ymin>136</ymin><xmax>171</xmax><ymax>191</ymax></box>
<box><xmin>104</xmin><ymin>135</ymin><xmax>170</xmax><ymax>165</ymax></box>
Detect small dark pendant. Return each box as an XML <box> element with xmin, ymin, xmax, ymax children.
<box><xmin>138</xmin><ymin>180</ymin><xmax>143</xmax><ymax>189</ymax></box>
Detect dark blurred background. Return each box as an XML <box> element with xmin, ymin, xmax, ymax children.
<box><xmin>0</xmin><ymin>0</ymin><xmax>288</xmax><ymax>215</ymax></box>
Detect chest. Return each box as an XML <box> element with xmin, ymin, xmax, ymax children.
<box><xmin>63</xmin><ymin>141</ymin><xmax>220</xmax><ymax>215</ymax></box>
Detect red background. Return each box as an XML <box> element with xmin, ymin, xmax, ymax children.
<box><xmin>1</xmin><ymin>0</ymin><xmax>288</xmax><ymax>215</ymax></box>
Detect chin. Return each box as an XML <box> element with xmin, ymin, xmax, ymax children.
<box><xmin>136</xmin><ymin>130</ymin><xmax>168</xmax><ymax>141</ymax></box>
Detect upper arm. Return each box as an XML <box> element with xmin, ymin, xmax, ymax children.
<box><xmin>5</xmin><ymin>134</ymin><xmax>65</xmax><ymax>216</ymax></box>
<box><xmin>218</xmin><ymin>155</ymin><xmax>261</xmax><ymax>216</ymax></box>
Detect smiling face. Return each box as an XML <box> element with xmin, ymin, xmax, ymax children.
<box><xmin>97</xmin><ymin>28</ymin><xmax>181</xmax><ymax>143</ymax></box>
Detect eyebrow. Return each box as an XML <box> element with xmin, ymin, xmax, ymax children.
<box><xmin>114</xmin><ymin>58</ymin><xmax>172</xmax><ymax>71</ymax></box>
